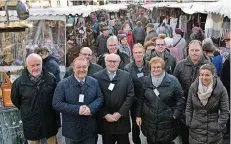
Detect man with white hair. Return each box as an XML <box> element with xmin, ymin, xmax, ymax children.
<box><xmin>93</xmin><ymin>53</ymin><xmax>135</xmax><ymax>144</ymax></box>
<box><xmin>165</xmin><ymin>37</ymin><xmax>180</xmax><ymax>62</ymax></box>
<box><xmin>97</xmin><ymin>35</ymin><xmax>130</xmax><ymax>69</ymax></box>
<box><xmin>11</xmin><ymin>53</ymin><xmax>59</xmax><ymax>144</ymax></box>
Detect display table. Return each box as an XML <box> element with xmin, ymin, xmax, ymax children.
<box><xmin>0</xmin><ymin>107</ymin><xmax>25</xmax><ymax>144</ymax></box>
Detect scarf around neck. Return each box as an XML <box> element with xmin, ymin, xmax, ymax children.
<box><xmin>151</xmin><ymin>72</ymin><xmax>165</xmax><ymax>87</ymax></box>
<box><xmin>197</xmin><ymin>79</ymin><xmax>213</xmax><ymax>106</ymax></box>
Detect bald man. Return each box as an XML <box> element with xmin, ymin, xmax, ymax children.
<box><xmin>93</xmin><ymin>53</ymin><xmax>134</xmax><ymax>144</ymax></box>
<box><xmin>64</xmin><ymin>47</ymin><xmax>103</xmax><ymax>78</ymax></box>
<box><xmin>11</xmin><ymin>53</ymin><xmax>59</xmax><ymax>144</ymax></box>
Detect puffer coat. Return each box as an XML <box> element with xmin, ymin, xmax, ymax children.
<box><xmin>137</xmin><ymin>73</ymin><xmax>185</xmax><ymax>143</ymax></box>
<box><xmin>186</xmin><ymin>77</ymin><xmax>229</xmax><ymax>144</ymax></box>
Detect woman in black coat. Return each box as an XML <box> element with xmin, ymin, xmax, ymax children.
<box><xmin>136</xmin><ymin>57</ymin><xmax>185</xmax><ymax>144</ymax></box>
<box><xmin>186</xmin><ymin>64</ymin><xmax>229</xmax><ymax>144</ymax></box>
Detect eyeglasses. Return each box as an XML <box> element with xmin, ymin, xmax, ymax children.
<box><xmin>75</xmin><ymin>66</ymin><xmax>88</xmax><ymax>69</ymax></box>
<box><xmin>156</xmin><ymin>44</ymin><xmax>165</xmax><ymax>47</ymax></box>
<box><xmin>108</xmin><ymin>44</ymin><xmax>117</xmax><ymax>47</ymax></box>
<box><xmin>81</xmin><ymin>53</ymin><xmax>92</xmax><ymax>56</ymax></box>
<box><xmin>106</xmin><ymin>60</ymin><xmax>119</xmax><ymax>64</ymax></box>
<box><xmin>151</xmin><ymin>66</ymin><xmax>162</xmax><ymax>69</ymax></box>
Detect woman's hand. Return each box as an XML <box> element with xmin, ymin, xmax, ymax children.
<box><xmin>136</xmin><ymin>117</ymin><xmax>142</xmax><ymax>126</ymax></box>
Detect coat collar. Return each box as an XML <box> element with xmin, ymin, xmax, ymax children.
<box><xmin>185</xmin><ymin>55</ymin><xmax>208</xmax><ymax>66</ymax></box>
<box><xmin>146</xmin><ymin>72</ymin><xmax>171</xmax><ymax>88</ymax></box>
<box><xmin>99</xmin><ymin>69</ymin><xmax>121</xmax><ymax>82</ymax></box>
<box><xmin>150</xmin><ymin>50</ymin><xmax>170</xmax><ymax>60</ymax></box>
<box><xmin>70</xmin><ymin>75</ymin><xmax>91</xmax><ymax>88</ymax></box>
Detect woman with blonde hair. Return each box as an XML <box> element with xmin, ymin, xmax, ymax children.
<box><xmin>136</xmin><ymin>57</ymin><xmax>185</xmax><ymax>144</ymax></box>
<box><xmin>186</xmin><ymin>63</ymin><xmax>229</xmax><ymax>144</ymax></box>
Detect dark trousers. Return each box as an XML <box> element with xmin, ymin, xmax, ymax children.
<box><xmin>136</xmin><ymin>40</ymin><xmax>144</xmax><ymax>45</ymax></box>
<box><xmin>102</xmin><ymin>134</ymin><xmax>129</xmax><ymax>144</ymax></box>
<box><xmin>179</xmin><ymin>124</ymin><xmax>189</xmax><ymax>144</ymax></box>
<box><xmin>65</xmin><ymin>136</ymin><xmax>95</xmax><ymax>144</ymax></box>
<box><xmin>131</xmin><ymin>102</ymin><xmax>141</xmax><ymax>144</ymax></box>
<box><xmin>147</xmin><ymin>139</ymin><xmax>173</xmax><ymax>144</ymax></box>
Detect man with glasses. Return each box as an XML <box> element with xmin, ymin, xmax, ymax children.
<box><xmin>64</xmin><ymin>47</ymin><xmax>103</xmax><ymax>78</ymax></box>
<box><xmin>93</xmin><ymin>53</ymin><xmax>135</xmax><ymax>144</ymax></box>
<box><xmin>146</xmin><ymin>38</ymin><xmax>176</xmax><ymax>74</ymax></box>
<box><xmin>53</xmin><ymin>56</ymin><xmax>103</xmax><ymax>144</ymax></box>
<box><xmin>97</xmin><ymin>35</ymin><xmax>130</xmax><ymax>70</ymax></box>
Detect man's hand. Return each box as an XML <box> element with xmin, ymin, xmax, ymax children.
<box><xmin>112</xmin><ymin>112</ymin><xmax>121</xmax><ymax>121</ymax></box>
<box><xmin>136</xmin><ymin>117</ymin><xmax>142</xmax><ymax>126</ymax></box>
<box><xmin>79</xmin><ymin>105</ymin><xmax>86</xmax><ymax>115</ymax></box>
<box><xmin>173</xmin><ymin>116</ymin><xmax>176</xmax><ymax>120</ymax></box>
<box><xmin>82</xmin><ymin>105</ymin><xmax>91</xmax><ymax>116</ymax></box>
<box><xmin>105</xmin><ymin>114</ymin><xmax>116</xmax><ymax>122</ymax></box>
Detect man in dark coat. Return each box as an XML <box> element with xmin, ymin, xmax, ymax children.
<box><xmin>93</xmin><ymin>53</ymin><xmax>135</xmax><ymax>144</ymax></box>
<box><xmin>35</xmin><ymin>46</ymin><xmax>61</xmax><ymax>83</ymax></box>
<box><xmin>64</xmin><ymin>47</ymin><xmax>102</xmax><ymax>78</ymax></box>
<box><xmin>97</xmin><ymin>35</ymin><xmax>130</xmax><ymax>70</ymax></box>
<box><xmin>94</xmin><ymin>26</ymin><xmax>110</xmax><ymax>57</ymax></box>
<box><xmin>146</xmin><ymin>38</ymin><xmax>176</xmax><ymax>74</ymax></box>
<box><xmin>124</xmin><ymin>44</ymin><xmax>150</xmax><ymax>144</ymax></box>
<box><xmin>173</xmin><ymin>40</ymin><xmax>210</xmax><ymax>144</ymax></box>
<box><xmin>11</xmin><ymin>53</ymin><xmax>58</xmax><ymax>144</ymax></box>
<box><xmin>53</xmin><ymin>56</ymin><xmax>103</xmax><ymax>144</ymax></box>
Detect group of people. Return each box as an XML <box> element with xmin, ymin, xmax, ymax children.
<box><xmin>10</xmin><ymin>13</ymin><xmax>230</xmax><ymax>144</ymax></box>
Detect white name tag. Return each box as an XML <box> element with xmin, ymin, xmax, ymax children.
<box><xmin>79</xmin><ymin>94</ymin><xmax>84</xmax><ymax>102</ymax></box>
<box><xmin>153</xmin><ymin>88</ymin><xmax>160</xmax><ymax>96</ymax></box>
<box><xmin>108</xmin><ymin>83</ymin><xmax>115</xmax><ymax>91</ymax></box>
<box><xmin>137</xmin><ymin>72</ymin><xmax>144</xmax><ymax>78</ymax></box>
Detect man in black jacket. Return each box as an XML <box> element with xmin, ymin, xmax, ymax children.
<box><xmin>93</xmin><ymin>53</ymin><xmax>135</xmax><ymax>144</ymax></box>
<box><xmin>11</xmin><ymin>53</ymin><xmax>58</xmax><ymax>144</ymax></box>
<box><xmin>124</xmin><ymin>44</ymin><xmax>150</xmax><ymax>144</ymax></box>
<box><xmin>64</xmin><ymin>47</ymin><xmax>102</xmax><ymax>78</ymax></box>
<box><xmin>97</xmin><ymin>35</ymin><xmax>130</xmax><ymax>70</ymax></box>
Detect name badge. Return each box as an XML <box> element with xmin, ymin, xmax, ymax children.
<box><xmin>153</xmin><ymin>88</ymin><xmax>160</xmax><ymax>96</ymax></box>
<box><xmin>108</xmin><ymin>83</ymin><xmax>115</xmax><ymax>91</ymax></box>
<box><xmin>79</xmin><ymin>94</ymin><xmax>84</xmax><ymax>102</ymax></box>
<box><xmin>137</xmin><ymin>72</ymin><xmax>144</xmax><ymax>78</ymax></box>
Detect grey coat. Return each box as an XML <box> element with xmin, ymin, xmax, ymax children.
<box><xmin>173</xmin><ymin>56</ymin><xmax>209</xmax><ymax>100</ymax></box>
<box><xmin>144</xmin><ymin>30</ymin><xmax>158</xmax><ymax>43</ymax></box>
<box><xmin>186</xmin><ymin>77</ymin><xmax>229</xmax><ymax>144</ymax></box>
<box><xmin>133</xmin><ymin>26</ymin><xmax>146</xmax><ymax>42</ymax></box>
<box><xmin>172</xmin><ymin>35</ymin><xmax>187</xmax><ymax>60</ymax></box>
<box><xmin>94</xmin><ymin>34</ymin><xmax>109</xmax><ymax>56</ymax></box>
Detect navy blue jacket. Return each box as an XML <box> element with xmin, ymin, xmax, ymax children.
<box><xmin>52</xmin><ymin>75</ymin><xmax>103</xmax><ymax>141</ymax></box>
<box><xmin>43</xmin><ymin>55</ymin><xmax>61</xmax><ymax>83</ymax></box>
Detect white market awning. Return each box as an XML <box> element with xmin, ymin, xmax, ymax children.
<box><xmin>205</xmin><ymin>0</ymin><xmax>231</xmax><ymax>18</ymax></box>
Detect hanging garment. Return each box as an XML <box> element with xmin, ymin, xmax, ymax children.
<box><xmin>170</xmin><ymin>18</ymin><xmax>178</xmax><ymax>34</ymax></box>
<box><xmin>179</xmin><ymin>15</ymin><xmax>187</xmax><ymax>32</ymax></box>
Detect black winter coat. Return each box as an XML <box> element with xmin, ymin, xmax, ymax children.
<box><xmin>97</xmin><ymin>51</ymin><xmax>130</xmax><ymax>70</ymax></box>
<box><xmin>94</xmin><ymin>34</ymin><xmax>109</xmax><ymax>56</ymax></box>
<box><xmin>146</xmin><ymin>50</ymin><xmax>176</xmax><ymax>74</ymax></box>
<box><xmin>186</xmin><ymin>77</ymin><xmax>229</xmax><ymax>144</ymax></box>
<box><xmin>137</xmin><ymin>73</ymin><xmax>185</xmax><ymax>143</ymax></box>
<box><xmin>63</xmin><ymin>63</ymin><xmax>103</xmax><ymax>78</ymax></box>
<box><xmin>173</xmin><ymin>56</ymin><xmax>209</xmax><ymax>101</ymax></box>
<box><xmin>124</xmin><ymin>59</ymin><xmax>150</xmax><ymax>101</ymax></box>
<box><xmin>221</xmin><ymin>54</ymin><xmax>230</xmax><ymax>97</ymax></box>
<box><xmin>43</xmin><ymin>55</ymin><xmax>61</xmax><ymax>83</ymax></box>
<box><xmin>93</xmin><ymin>69</ymin><xmax>135</xmax><ymax>134</ymax></box>
<box><xmin>11</xmin><ymin>68</ymin><xmax>58</xmax><ymax>140</ymax></box>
